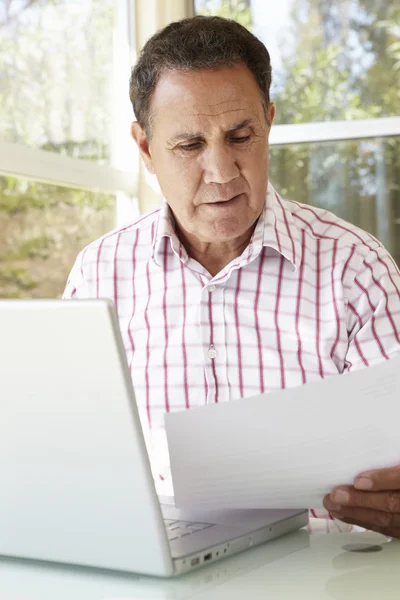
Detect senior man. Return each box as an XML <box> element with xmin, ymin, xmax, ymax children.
<box><xmin>64</xmin><ymin>16</ymin><xmax>400</xmax><ymax>536</ymax></box>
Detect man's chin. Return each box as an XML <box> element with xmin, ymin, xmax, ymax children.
<box><xmin>199</xmin><ymin>221</ymin><xmax>253</xmax><ymax>243</ymax></box>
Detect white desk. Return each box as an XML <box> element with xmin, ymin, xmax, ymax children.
<box><xmin>0</xmin><ymin>529</ymin><xmax>399</xmax><ymax>599</ymax></box>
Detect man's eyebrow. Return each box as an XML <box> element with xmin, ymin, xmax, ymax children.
<box><xmin>168</xmin><ymin>119</ymin><xmax>254</xmax><ymax>145</ymax></box>
<box><xmin>168</xmin><ymin>131</ymin><xmax>203</xmax><ymax>145</ymax></box>
<box><xmin>227</xmin><ymin>118</ymin><xmax>253</xmax><ymax>133</ymax></box>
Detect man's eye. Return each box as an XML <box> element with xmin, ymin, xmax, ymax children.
<box><xmin>231</xmin><ymin>135</ymin><xmax>250</xmax><ymax>144</ymax></box>
<box><xmin>180</xmin><ymin>142</ymin><xmax>202</xmax><ymax>152</ymax></box>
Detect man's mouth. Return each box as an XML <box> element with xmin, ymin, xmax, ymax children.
<box><xmin>209</xmin><ymin>193</ymin><xmax>243</xmax><ymax>206</ymax></box>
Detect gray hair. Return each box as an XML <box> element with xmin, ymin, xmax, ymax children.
<box><xmin>129</xmin><ymin>15</ymin><xmax>272</xmax><ymax>137</ymax></box>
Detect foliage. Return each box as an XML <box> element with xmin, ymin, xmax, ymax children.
<box><xmin>197</xmin><ymin>0</ymin><xmax>252</xmax><ymax>28</ymax></box>
<box><xmin>0</xmin><ymin>174</ymin><xmax>115</xmax><ymax>298</ymax></box>
<box><xmin>0</xmin><ymin>265</ymin><xmax>38</xmax><ymax>295</ymax></box>
<box><xmin>0</xmin><ymin>176</ymin><xmax>114</xmax><ymax>215</ymax></box>
<box><xmin>0</xmin><ymin>0</ymin><xmax>114</xmax><ymax>157</ymax></box>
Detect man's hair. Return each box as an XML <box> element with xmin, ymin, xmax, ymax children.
<box><xmin>129</xmin><ymin>15</ymin><xmax>272</xmax><ymax>136</ymax></box>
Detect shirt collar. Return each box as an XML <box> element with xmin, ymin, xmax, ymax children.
<box><xmin>151</xmin><ymin>182</ymin><xmax>302</xmax><ymax>271</ymax></box>
<box><xmin>151</xmin><ymin>200</ymin><xmax>188</xmax><ymax>267</ymax></box>
<box><xmin>262</xmin><ymin>181</ymin><xmax>302</xmax><ymax>271</ymax></box>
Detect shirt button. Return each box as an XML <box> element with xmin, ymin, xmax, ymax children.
<box><xmin>208</xmin><ymin>345</ymin><xmax>217</xmax><ymax>359</ymax></box>
<box><xmin>208</xmin><ymin>285</ymin><xmax>216</xmax><ymax>292</ymax></box>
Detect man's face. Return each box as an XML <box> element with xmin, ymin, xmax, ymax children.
<box><xmin>132</xmin><ymin>64</ymin><xmax>275</xmax><ymax>244</ymax></box>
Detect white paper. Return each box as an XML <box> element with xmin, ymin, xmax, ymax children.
<box><xmin>165</xmin><ymin>356</ymin><xmax>400</xmax><ymax>509</ymax></box>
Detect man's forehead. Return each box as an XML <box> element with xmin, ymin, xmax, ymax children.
<box><xmin>149</xmin><ymin>66</ymin><xmax>264</xmax><ymax>125</ymax></box>
<box><xmin>155</xmin><ymin>102</ymin><xmax>257</xmax><ymax>123</ymax></box>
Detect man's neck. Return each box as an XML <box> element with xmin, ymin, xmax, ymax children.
<box><xmin>176</xmin><ymin>223</ymin><xmax>257</xmax><ymax>278</ymax></box>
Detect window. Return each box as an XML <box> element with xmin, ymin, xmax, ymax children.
<box><xmin>1</xmin><ymin>0</ymin><xmax>115</xmax><ymax>161</ymax></box>
<box><xmin>269</xmin><ymin>136</ymin><xmax>400</xmax><ymax>266</ymax></box>
<box><xmin>0</xmin><ymin>0</ymin><xmax>138</xmax><ymax>299</ymax></box>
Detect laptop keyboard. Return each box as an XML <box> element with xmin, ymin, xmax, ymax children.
<box><xmin>164</xmin><ymin>519</ymin><xmax>215</xmax><ymax>542</ymax></box>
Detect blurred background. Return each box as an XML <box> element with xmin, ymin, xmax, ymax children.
<box><xmin>0</xmin><ymin>0</ymin><xmax>399</xmax><ymax>299</ymax></box>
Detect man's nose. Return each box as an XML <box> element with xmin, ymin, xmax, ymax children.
<box><xmin>202</xmin><ymin>143</ymin><xmax>240</xmax><ymax>185</ymax></box>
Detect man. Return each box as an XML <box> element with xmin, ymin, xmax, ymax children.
<box><xmin>64</xmin><ymin>16</ymin><xmax>400</xmax><ymax>536</ymax></box>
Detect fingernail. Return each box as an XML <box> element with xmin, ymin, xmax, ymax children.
<box><xmin>355</xmin><ymin>477</ymin><xmax>373</xmax><ymax>490</ymax></box>
<box><xmin>332</xmin><ymin>513</ymin><xmax>345</xmax><ymax>520</ymax></box>
<box><xmin>332</xmin><ymin>490</ymin><xmax>350</xmax><ymax>504</ymax></box>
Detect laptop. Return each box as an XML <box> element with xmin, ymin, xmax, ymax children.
<box><xmin>0</xmin><ymin>299</ymin><xmax>308</xmax><ymax>577</ymax></box>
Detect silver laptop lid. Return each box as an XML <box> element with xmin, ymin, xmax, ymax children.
<box><xmin>0</xmin><ymin>299</ymin><xmax>173</xmax><ymax>576</ymax></box>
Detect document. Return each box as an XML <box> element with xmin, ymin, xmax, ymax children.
<box><xmin>165</xmin><ymin>356</ymin><xmax>400</xmax><ymax>509</ymax></box>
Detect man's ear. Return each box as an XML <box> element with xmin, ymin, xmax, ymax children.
<box><xmin>268</xmin><ymin>102</ymin><xmax>276</xmax><ymax>125</ymax></box>
<box><xmin>131</xmin><ymin>122</ymin><xmax>155</xmax><ymax>174</ymax></box>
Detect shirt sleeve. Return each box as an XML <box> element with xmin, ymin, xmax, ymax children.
<box><xmin>313</xmin><ymin>243</ymin><xmax>399</xmax><ymax>530</ymax></box>
<box><xmin>345</xmin><ymin>244</ymin><xmax>400</xmax><ymax>371</ymax></box>
<box><xmin>62</xmin><ymin>251</ymin><xmax>89</xmax><ymax>299</ymax></box>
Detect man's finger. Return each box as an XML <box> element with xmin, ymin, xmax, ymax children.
<box><xmin>354</xmin><ymin>466</ymin><xmax>400</xmax><ymax>492</ymax></box>
<box><xmin>329</xmin><ymin>505</ymin><xmax>400</xmax><ymax>531</ymax></box>
<box><xmin>332</xmin><ymin>514</ymin><xmax>400</xmax><ymax>539</ymax></box>
<box><xmin>327</xmin><ymin>486</ymin><xmax>400</xmax><ymax>514</ymax></box>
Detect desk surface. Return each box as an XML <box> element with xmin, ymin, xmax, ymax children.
<box><xmin>0</xmin><ymin>529</ymin><xmax>398</xmax><ymax>600</ymax></box>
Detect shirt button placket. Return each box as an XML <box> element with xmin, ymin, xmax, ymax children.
<box><xmin>205</xmin><ymin>282</ymin><xmax>229</xmax><ymax>403</ymax></box>
<box><xmin>208</xmin><ymin>344</ymin><xmax>217</xmax><ymax>359</ymax></box>
<box><xmin>200</xmin><ymin>284</ymin><xmax>220</xmax><ymax>404</ymax></box>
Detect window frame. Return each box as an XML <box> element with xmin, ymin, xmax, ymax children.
<box><xmin>0</xmin><ymin>141</ymin><xmax>136</xmax><ymax>196</ymax></box>
<box><xmin>269</xmin><ymin>117</ymin><xmax>400</xmax><ymax>146</ymax></box>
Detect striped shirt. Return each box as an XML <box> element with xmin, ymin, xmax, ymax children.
<box><xmin>63</xmin><ymin>182</ymin><xmax>400</xmax><ymax>527</ymax></box>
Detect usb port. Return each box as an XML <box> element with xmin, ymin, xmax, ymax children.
<box><xmin>204</xmin><ymin>553</ymin><xmax>212</xmax><ymax>562</ymax></box>
<box><xmin>191</xmin><ymin>557</ymin><xmax>200</xmax><ymax>567</ymax></box>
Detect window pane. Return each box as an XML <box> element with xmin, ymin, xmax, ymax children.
<box><xmin>194</xmin><ymin>0</ymin><xmax>400</xmax><ymax>125</ymax></box>
<box><xmin>0</xmin><ymin>175</ymin><xmax>115</xmax><ymax>299</ymax></box>
<box><xmin>269</xmin><ymin>137</ymin><xmax>400</xmax><ymax>266</ymax></box>
<box><xmin>0</xmin><ymin>0</ymin><xmax>115</xmax><ymax>161</ymax></box>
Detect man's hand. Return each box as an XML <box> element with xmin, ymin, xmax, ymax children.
<box><xmin>323</xmin><ymin>466</ymin><xmax>400</xmax><ymax>538</ymax></box>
